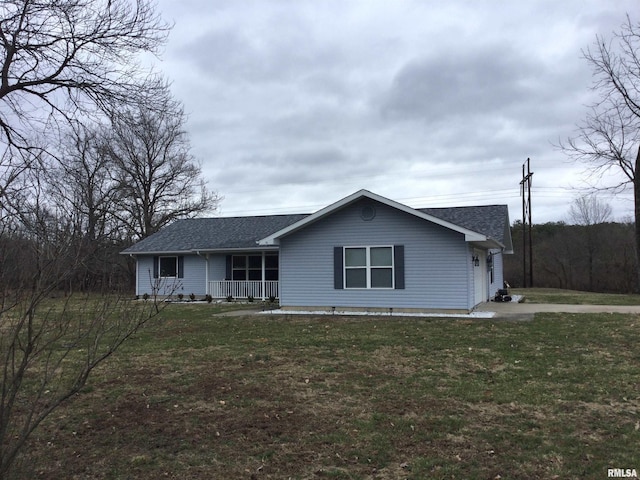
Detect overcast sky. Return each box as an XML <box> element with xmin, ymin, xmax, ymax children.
<box><xmin>152</xmin><ymin>0</ymin><xmax>638</xmax><ymax>224</ymax></box>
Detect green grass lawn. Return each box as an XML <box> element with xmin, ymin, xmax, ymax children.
<box><xmin>18</xmin><ymin>304</ymin><xmax>640</xmax><ymax>479</ymax></box>
<box><xmin>512</xmin><ymin>288</ymin><xmax>640</xmax><ymax>305</ymax></box>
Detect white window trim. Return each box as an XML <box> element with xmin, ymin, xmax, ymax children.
<box><xmin>343</xmin><ymin>246</ymin><xmax>394</xmax><ymax>289</ymax></box>
<box><xmin>159</xmin><ymin>255</ymin><xmax>178</xmax><ymax>278</ymax></box>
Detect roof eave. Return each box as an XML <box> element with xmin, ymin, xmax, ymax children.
<box><xmin>469</xmin><ymin>238</ymin><xmax>506</xmax><ymax>250</ymax></box>
<box><xmin>194</xmin><ymin>246</ymin><xmax>280</xmax><ymax>253</ymax></box>
<box><xmin>120</xmin><ymin>249</ymin><xmax>195</xmax><ymax>256</ymax></box>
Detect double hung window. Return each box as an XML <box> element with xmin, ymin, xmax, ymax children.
<box><xmin>153</xmin><ymin>255</ymin><xmax>183</xmax><ymax>279</ymax></box>
<box><xmin>344</xmin><ymin>246</ymin><xmax>394</xmax><ymax>289</ymax></box>
<box><xmin>159</xmin><ymin>256</ymin><xmax>178</xmax><ymax>278</ymax></box>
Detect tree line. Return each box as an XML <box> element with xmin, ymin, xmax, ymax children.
<box><xmin>1</xmin><ymin>100</ymin><xmax>218</xmax><ymax>293</ymax></box>
<box><xmin>504</xmin><ymin>220</ymin><xmax>637</xmax><ymax>293</ymax></box>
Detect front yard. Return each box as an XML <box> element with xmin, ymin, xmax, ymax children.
<box><xmin>19</xmin><ymin>304</ymin><xmax>640</xmax><ymax>479</ymax></box>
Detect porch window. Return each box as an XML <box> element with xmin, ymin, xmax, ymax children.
<box><xmin>231</xmin><ymin>254</ymin><xmax>278</xmax><ymax>281</ymax></box>
<box><xmin>264</xmin><ymin>254</ymin><xmax>279</xmax><ymax>280</ymax></box>
<box><xmin>344</xmin><ymin>246</ymin><xmax>394</xmax><ymax>289</ymax></box>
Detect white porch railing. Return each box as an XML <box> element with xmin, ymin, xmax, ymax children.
<box><xmin>208</xmin><ymin>280</ymin><xmax>279</xmax><ymax>300</ymax></box>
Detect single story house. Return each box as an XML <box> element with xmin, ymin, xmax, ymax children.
<box><xmin>122</xmin><ymin>189</ymin><xmax>513</xmax><ymax>313</ymax></box>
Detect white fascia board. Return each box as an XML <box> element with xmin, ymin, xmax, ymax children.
<box><xmin>258</xmin><ymin>189</ymin><xmax>492</xmax><ymax>246</ymax></box>
<box><xmin>469</xmin><ymin>238</ymin><xmax>506</xmax><ymax>250</ymax></box>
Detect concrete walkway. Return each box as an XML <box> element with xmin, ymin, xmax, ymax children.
<box><xmin>215</xmin><ymin>302</ymin><xmax>640</xmax><ymax>320</ymax></box>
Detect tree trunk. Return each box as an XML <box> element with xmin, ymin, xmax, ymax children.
<box><xmin>635</xmin><ymin>147</ymin><xmax>640</xmax><ymax>292</ymax></box>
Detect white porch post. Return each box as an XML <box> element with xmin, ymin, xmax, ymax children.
<box><xmin>261</xmin><ymin>251</ymin><xmax>266</xmax><ymax>300</ymax></box>
<box><xmin>205</xmin><ymin>253</ymin><xmax>209</xmax><ymax>295</ymax></box>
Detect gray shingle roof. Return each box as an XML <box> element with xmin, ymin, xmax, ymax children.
<box><xmin>122</xmin><ymin>203</ymin><xmax>511</xmax><ymax>254</ymax></box>
<box><xmin>419</xmin><ymin>205</ymin><xmax>511</xmax><ymax>247</ymax></box>
<box><xmin>121</xmin><ymin>214</ymin><xmax>309</xmax><ymax>254</ymax></box>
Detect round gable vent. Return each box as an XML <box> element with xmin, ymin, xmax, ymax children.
<box><xmin>360</xmin><ymin>205</ymin><xmax>376</xmax><ymax>221</ymax></box>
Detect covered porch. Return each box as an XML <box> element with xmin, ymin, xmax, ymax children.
<box><xmin>207</xmin><ymin>251</ymin><xmax>279</xmax><ymax>300</ymax></box>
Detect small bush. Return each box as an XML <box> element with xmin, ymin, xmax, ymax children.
<box><xmin>247</xmin><ymin>295</ymin><xmax>254</xmax><ymax>303</ymax></box>
<box><xmin>178</xmin><ymin>293</ymin><xmax>184</xmax><ymax>300</ymax></box>
<box><xmin>226</xmin><ymin>295</ymin><xmax>233</xmax><ymax>302</ymax></box>
<box><xmin>142</xmin><ymin>293</ymin><xmax>149</xmax><ymax>300</ymax></box>
<box><xmin>205</xmin><ymin>294</ymin><xmax>213</xmax><ymax>303</ymax></box>
<box><xmin>268</xmin><ymin>295</ymin><xmax>276</xmax><ymax>303</ymax></box>
<box><xmin>189</xmin><ymin>293</ymin><xmax>196</xmax><ymax>301</ymax></box>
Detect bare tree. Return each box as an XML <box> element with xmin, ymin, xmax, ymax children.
<box><xmin>0</xmin><ymin>276</ymin><xmax>166</xmax><ymax>479</ymax></box>
<box><xmin>107</xmin><ymin>97</ymin><xmax>220</xmax><ymax>239</ymax></box>
<box><xmin>45</xmin><ymin>125</ymin><xmax>130</xmax><ymax>290</ymax></box>
<box><xmin>0</xmin><ymin>0</ymin><xmax>171</xmax><ymax>154</ymax></box>
<box><xmin>568</xmin><ymin>195</ymin><xmax>613</xmax><ymax>291</ymax></box>
<box><xmin>0</xmin><ymin>2</ymin><xmax>179</xmax><ymax>476</ymax></box>
<box><xmin>568</xmin><ymin>194</ymin><xmax>613</xmax><ymax>226</ymax></box>
<box><xmin>0</xmin><ymin>181</ymin><xmax>174</xmax><ymax>478</ymax></box>
<box><xmin>561</xmin><ymin>14</ymin><xmax>640</xmax><ymax>289</ymax></box>
<box><xmin>0</xmin><ymin>0</ymin><xmax>174</xmax><ymax>286</ymax></box>
<box><xmin>47</xmin><ymin>127</ymin><xmax>116</xmax><ymax>241</ymax></box>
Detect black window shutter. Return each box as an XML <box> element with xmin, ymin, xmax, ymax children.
<box><xmin>225</xmin><ymin>255</ymin><xmax>232</xmax><ymax>280</ymax></box>
<box><xmin>394</xmin><ymin>245</ymin><xmax>405</xmax><ymax>289</ymax></box>
<box><xmin>153</xmin><ymin>256</ymin><xmax>159</xmax><ymax>278</ymax></box>
<box><xmin>334</xmin><ymin>247</ymin><xmax>343</xmax><ymax>289</ymax></box>
<box><xmin>177</xmin><ymin>256</ymin><xmax>184</xmax><ymax>278</ymax></box>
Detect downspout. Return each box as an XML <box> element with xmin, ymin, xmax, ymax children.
<box><xmin>129</xmin><ymin>254</ymin><xmax>138</xmax><ymax>296</ymax></box>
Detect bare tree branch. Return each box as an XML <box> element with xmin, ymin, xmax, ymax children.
<box><xmin>105</xmin><ymin>94</ymin><xmax>221</xmax><ymax>239</ymax></box>
<box><xmin>0</xmin><ymin>0</ymin><xmax>172</xmax><ymax>155</ymax></box>
<box><xmin>559</xmin><ymin>13</ymin><xmax>640</xmax><ymax>290</ymax></box>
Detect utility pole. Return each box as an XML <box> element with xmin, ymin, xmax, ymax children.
<box><xmin>520</xmin><ymin>158</ymin><xmax>534</xmax><ymax>287</ymax></box>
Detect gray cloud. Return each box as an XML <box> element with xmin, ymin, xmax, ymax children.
<box><xmin>381</xmin><ymin>46</ymin><xmax>536</xmax><ymax>121</ymax></box>
<box><xmin>154</xmin><ymin>0</ymin><xmax>639</xmax><ymax>222</ymax></box>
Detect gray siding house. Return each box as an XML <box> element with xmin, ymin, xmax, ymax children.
<box><xmin>122</xmin><ymin>190</ymin><xmax>513</xmax><ymax>313</ymax></box>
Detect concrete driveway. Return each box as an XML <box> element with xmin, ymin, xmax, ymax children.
<box><xmin>475</xmin><ymin>300</ymin><xmax>640</xmax><ymax>320</ymax></box>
